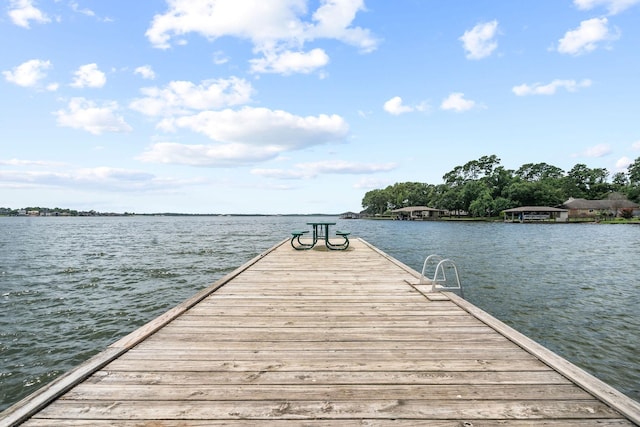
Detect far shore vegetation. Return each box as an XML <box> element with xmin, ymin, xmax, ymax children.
<box><xmin>361</xmin><ymin>154</ymin><xmax>640</xmax><ymax>222</ymax></box>
<box><xmin>0</xmin><ymin>207</ymin><xmax>339</xmax><ymax>217</ymax></box>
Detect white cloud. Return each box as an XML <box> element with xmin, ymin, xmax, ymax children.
<box><xmin>460</xmin><ymin>20</ymin><xmax>499</xmax><ymax>60</ymax></box>
<box><xmin>574</xmin><ymin>0</ymin><xmax>640</xmax><ymax>14</ymax></box>
<box><xmin>134</xmin><ymin>65</ymin><xmax>156</xmax><ymax>80</ymax></box>
<box><xmin>306</xmin><ymin>0</ymin><xmax>378</xmax><ymax>53</ymax></box>
<box><xmin>68</xmin><ymin>2</ymin><xmax>112</xmax><ymax>23</ymax></box>
<box><xmin>616</xmin><ymin>156</ymin><xmax>632</xmax><ymax>170</ymax></box>
<box><xmin>75</xmin><ymin>167</ymin><xmax>154</xmax><ymax>183</ymax></box>
<box><xmin>145</xmin><ymin>0</ymin><xmax>377</xmax><ymax>75</ymax></box>
<box><xmin>298</xmin><ymin>160</ymin><xmax>397</xmax><ymax>174</ymax></box>
<box><xmin>557</xmin><ymin>17</ymin><xmax>619</xmax><ymax>55</ymax></box>
<box><xmin>8</xmin><ymin>0</ymin><xmax>50</xmax><ymax>28</ymax></box>
<box><xmin>54</xmin><ymin>97</ymin><xmax>132</xmax><ymax>135</ymax></box>
<box><xmin>250</xmin><ymin>48</ymin><xmax>329</xmax><ymax>74</ymax></box>
<box><xmin>512</xmin><ymin>79</ymin><xmax>592</xmax><ymax>96</ymax></box>
<box><xmin>0</xmin><ymin>158</ymin><xmax>66</xmax><ymax>167</ymax></box>
<box><xmin>353</xmin><ymin>177</ymin><xmax>391</xmax><ymax>190</ymax></box>
<box><xmin>584</xmin><ymin>143</ymin><xmax>612</xmax><ymax>157</ymax></box>
<box><xmin>3</xmin><ymin>59</ymin><xmax>52</xmax><ymax>88</ymax></box>
<box><xmin>141</xmin><ymin>107</ymin><xmax>349</xmax><ymax>167</ymax></box>
<box><xmin>0</xmin><ymin>166</ymin><xmax>197</xmax><ymax>192</ymax></box>
<box><xmin>252</xmin><ymin>160</ymin><xmax>397</xmax><ymax>179</ymax></box>
<box><xmin>383</xmin><ymin>96</ymin><xmax>414</xmax><ymax>115</ymax></box>
<box><xmin>69</xmin><ymin>1</ymin><xmax>95</xmax><ymax>17</ymax></box>
<box><xmin>212</xmin><ymin>50</ymin><xmax>229</xmax><ymax>65</ymax></box>
<box><xmin>440</xmin><ymin>93</ymin><xmax>476</xmax><ymax>112</ymax></box>
<box><xmin>130</xmin><ymin>77</ymin><xmax>253</xmax><ymax>116</ymax></box>
<box><xmin>146</xmin><ymin>0</ymin><xmax>303</xmax><ymax>49</ymax></box>
<box><xmin>71</xmin><ymin>63</ymin><xmax>106</xmax><ymax>88</ymax></box>
<box><xmin>138</xmin><ymin>142</ymin><xmax>282</xmax><ymax>166</ymax></box>
<box><xmin>160</xmin><ymin>106</ymin><xmax>348</xmax><ymax>148</ymax></box>
<box><xmin>383</xmin><ymin>97</ymin><xmax>428</xmax><ymax>116</ymax></box>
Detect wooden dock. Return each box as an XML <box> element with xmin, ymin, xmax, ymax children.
<box><xmin>2</xmin><ymin>238</ymin><xmax>639</xmax><ymax>426</ymax></box>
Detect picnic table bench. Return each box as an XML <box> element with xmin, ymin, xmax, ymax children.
<box><xmin>290</xmin><ymin>222</ymin><xmax>349</xmax><ymax>250</ymax></box>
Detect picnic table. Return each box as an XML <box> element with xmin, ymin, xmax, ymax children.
<box><xmin>290</xmin><ymin>221</ymin><xmax>350</xmax><ymax>250</ymax></box>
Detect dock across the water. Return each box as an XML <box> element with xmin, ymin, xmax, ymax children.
<box><xmin>2</xmin><ymin>238</ymin><xmax>639</xmax><ymax>425</ymax></box>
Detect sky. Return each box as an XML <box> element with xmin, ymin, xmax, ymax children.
<box><xmin>2</xmin><ymin>0</ymin><xmax>640</xmax><ymax>214</ymax></box>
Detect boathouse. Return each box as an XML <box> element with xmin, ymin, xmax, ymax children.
<box><xmin>392</xmin><ymin>206</ymin><xmax>441</xmax><ymax>220</ymax></box>
<box><xmin>503</xmin><ymin>206</ymin><xmax>569</xmax><ymax>222</ymax></box>
<box><xmin>339</xmin><ymin>211</ymin><xmax>361</xmax><ymax>219</ymax></box>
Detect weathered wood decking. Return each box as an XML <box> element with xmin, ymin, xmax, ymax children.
<box><xmin>2</xmin><ymin>238</ymin><xmax>639</xmax><ymax>426</ymax></box>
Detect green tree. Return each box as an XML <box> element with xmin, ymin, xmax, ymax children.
<box><xmin>461</xmin><ymin>180</ymin><xmax>489</xmax><ymax>212</ymax></box>
<box><xmin>476</xmin><ymin>154</ymin><xmax>501</xmax><ymax>177</ymax></box>
<box><xmin>587</xmin><ymin>167</ymin><xmax>611</xmax><ymax>199</ymax></box>
<box><xmin>533</xmin><ymin>182</ymin><xmax>565</xmax><ymax>206</ymax></box>
<box><xmin>493</xmin><ymin>196</ymin><xmax>515</xmax><ymax>214</ymax></box>
<box><xmin>442</xmin><ymin>154</ymin><xmax>501</xmax><ymax>185</ymax></box>
<box><xmin>483</xmin><ymin>166</ymin><xmax>515</xmax><ymax>198</ymax></box>
<box><xmin>562</xmin><ymin>164</ymin><xmax>611</xmax><ymax>199</ymax></box>
<box><xmin>505</xmin><ymin>180</ymin><xmax>537</xmax><ymax>206</ymax></box>
<box><xmin>441</xmin><ymin>155</ymin><xmax>507</xmax><ymax>215</ymax></box>
<box><xmin>469</xmin><ymin>189</ymin><xmax>494</xmax><ymax>217</ymax></box>
<box><xmin>627</xmin><ymin>157</ymin><xmax>640</xmax><ymax>186</ymax></box>
<box><xmin>361</xmin><ymin>188</ymin><xmax>390</xmax><ymax>215</ymax></box>
<box><xmin>515</xmin><ymin>162</ymin><xmax>564</xmax><ymax>181</ymax></box>
<box><xmin>506</xmin><ymin>179</ymin><xmax>565</xmax><ymax>207</ymax></box>
<box><xmin>563</xmin><ymin>164</ymin><xmax>590</xmax><ymax>198</ymax></box>
<box><xmin>624</xmin><ymin>157</ymin><xmax>640</xmax><ymax>202</ymax></box>
<box><xmin>387</xmin><ymin>182</ymin><xmax>435</xmax><ymax>208</ymax></box>
<box><xmin>434</xmin><ymin>185</ymin><xmax>465</xmax><ymax>215</ymax></box>
<box><xmin>442</xmin><ymin>165</ymin><xmax>466</xmax><ymax>187</ymax></box>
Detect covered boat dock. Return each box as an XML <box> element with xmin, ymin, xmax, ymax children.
<box><xmin>503</xmin><ymin>206</ymin><xmax>569</xmax><ymax>222</ymax></box>
<box><xmin>391</xmin><ymin>206</ymin><xmax>442</xmax><ymax>220</ymax></box>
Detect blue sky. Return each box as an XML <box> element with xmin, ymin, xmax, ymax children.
<box><xmin>2</xmin><ymin>0</ymin><xmax>640</xmax><ymax>214</ymax></box>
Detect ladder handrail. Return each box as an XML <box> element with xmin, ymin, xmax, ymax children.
<box><xmin>420</xmin><ymin>254</ymin><xmax>464</xmax><ymax>297</ymax></box>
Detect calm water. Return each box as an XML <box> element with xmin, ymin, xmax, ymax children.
<box><xmin>1</xmin><ymin>216</ymin><xmax>639</xmax><ymax>411</ymax></box>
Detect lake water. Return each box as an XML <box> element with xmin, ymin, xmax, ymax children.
<box><xmin>1</xmin><ymin>215</ymin><xmax>639</xmax><ymax>411</ymax></box>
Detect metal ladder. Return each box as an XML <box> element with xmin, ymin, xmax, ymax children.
<box><xmin>419</xmin><ymin>254</ymin><xmax>464</xmax><ymax>297</ymax></box>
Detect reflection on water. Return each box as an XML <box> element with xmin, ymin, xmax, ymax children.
<box><xmin>1</xmin><ymin>216</ymin><xmax>638</xmax><ymax>411</ymax></box>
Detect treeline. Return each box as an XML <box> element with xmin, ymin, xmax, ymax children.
<box><xmin>0</xmin><ymin>207</ymin><xmax>129</xmax><ymax>216</ymax></box>
<box><xmin>361</xmin><ymin>154</ymin><xmax>640</xmax><ymax>217</ymax></box>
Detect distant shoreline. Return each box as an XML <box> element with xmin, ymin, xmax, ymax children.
<box><xmin>0</xmin><ymin>212</ymin><xmax>341</xmax><ymax>217</ymax></box>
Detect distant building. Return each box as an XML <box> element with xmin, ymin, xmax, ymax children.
<box><xmin>561</xmin><ymin>197</ymin><xmax>640</xmax><ymax>219</ymax></box>
<box><xmin>339</xmin><ymin>212</ymin><xmax>360</xmax><ymax>219</ymax></box>
<box><xmin>391</xmin><ymin>206</ymin><xmax>441</xmax><ymax>220</ymax></box>
<box><xmin>503</xmin><ymin>206</ymin><xmax>569</xmax><ymax>222</ymax></box>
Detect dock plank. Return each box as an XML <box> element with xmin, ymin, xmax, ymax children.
<box><xmin>32</xmin><ymin>399</ymin><xmax>625</xmax><ymax>421</ymax></box>
<box><xmin>84</xmin><ymin>370</ymin><xmax>574</xmax><ymax>386</ymax></box>
<box><xmin>62</xmin><ymin>383</ymin><xmax>593</xmax><ymax>401</ymax></box>
<box><xmin>3</xmin><ymin>238</ymin><xmax>639</xmax><ymax>426</ymax></box>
